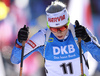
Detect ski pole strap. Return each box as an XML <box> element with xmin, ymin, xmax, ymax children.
<box><xmin>82</xmin><ymin>54</ymin><xmax>89</xmax><ymax>69</ymax></box>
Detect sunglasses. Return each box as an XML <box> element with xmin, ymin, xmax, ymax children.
<box><xmin>50</xmin><ymin>25</ymin><xmax>68</xmax><ymax>32</ymax></box>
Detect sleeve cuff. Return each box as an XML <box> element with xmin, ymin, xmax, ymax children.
<box><xmin>16</xmin><ymin>39</ymin><xmax>22</xmax><ymax>46</ymax></box>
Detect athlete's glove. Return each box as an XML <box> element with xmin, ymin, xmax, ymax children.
<box><xmin>18</xmin><ymin>25</ymin><xmax>29</xmax><ymax>43</ymax></box>
<box><xmin>75</xmin><ymin>20</ymin><xmax>91</xmax><ymax>42</ymax></box>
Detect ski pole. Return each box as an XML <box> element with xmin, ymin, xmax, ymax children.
<box><xmin>78</xmin><ymin>38</ymin><xmax>84</xmax><ymax>76</ymax></box>
<box><xmin>75</xmin><ymin>20</ymin><xmax>84</xmax><ymax>76</ymax></box>
<box><xmin>19</xmin><ymin>41</ymin><xmax>25</xmax><ymax>76</ymax></box>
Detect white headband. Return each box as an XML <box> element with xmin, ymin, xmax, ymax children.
<box><xmin>46</xmin><ymin>8</ymin><xmax>69</xmax><ymax>27</ymax></box>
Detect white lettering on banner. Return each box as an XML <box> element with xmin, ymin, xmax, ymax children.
<box><xmin>53</xmin><ymin>44</ymin><xmax>75</xmax><ymax>55</ymax></box>
<box><xmin>48</xmin><ymin>15</ymin><xmax>65</xmax><ymax>22</ymax></box>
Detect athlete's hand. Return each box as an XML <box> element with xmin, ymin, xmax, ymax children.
<box><xmin>75</xmin><ymin>20</ymin><xmax>91</xmax><ymax>42</ymax></box>
<box><xmin>18</xmin><ymin>25</ymin><xmax>29</xmax><ymax>43</ymax></box>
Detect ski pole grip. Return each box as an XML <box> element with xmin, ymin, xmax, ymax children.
<box><xmin>22</xmin><ymin>41</ymin><xmax>25</xmax><ymax>47</ymax></box>
<box><xmin>78</xmin><ymin>37</ymin><xmax>81</xmax><ymax>43</ymax></box>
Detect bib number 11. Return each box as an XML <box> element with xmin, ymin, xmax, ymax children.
<box><xmin>60</xmin><ymin>62</ymin><xmax>73</xmax><ymax>74</ymax></box>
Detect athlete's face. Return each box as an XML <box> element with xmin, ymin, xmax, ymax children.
<box><xmin>50</xmin><ymin>24</ymin><xmax>68</xmax><ymax>40</ymax></box>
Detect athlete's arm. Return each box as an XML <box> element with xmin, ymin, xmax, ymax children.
<box><xmin>82</xmin><ymin>28</ymin><xmax>100</xmax><ymax>62</ymax></box>
<box><xmin>11</xmin><ymin>29</ymin><xmax>46</xmax><ymax>64</ymax></box>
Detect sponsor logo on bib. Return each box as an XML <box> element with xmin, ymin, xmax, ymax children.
<box><xmin>53</xmin><ymin>44</ymin><xmax>75</xmax><ymax>55</ymax></box>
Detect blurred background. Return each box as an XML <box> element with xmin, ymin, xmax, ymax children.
<box><xmin>0</xmin><ymin>0</ymin><xmax>100</xmax><ymax>76</ymax></box>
